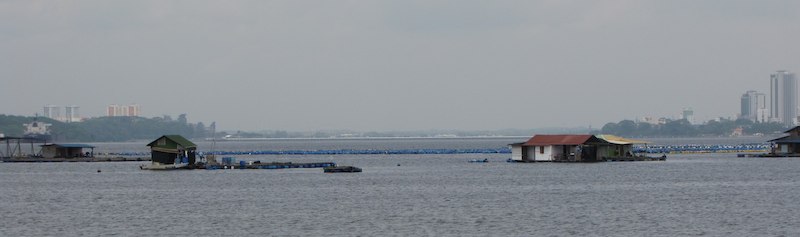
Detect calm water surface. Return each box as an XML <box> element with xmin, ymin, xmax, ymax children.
<box><xmin>1</xmin><ymin>138</ymin><xmax>799</xmax><ymax>236</ymax></box>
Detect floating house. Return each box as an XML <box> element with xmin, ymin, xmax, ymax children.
<box><xmin>510</xmin><ymin>134</ymin><xmax>659</xmax><ymax>162</ymax></box>
<box><xmin>40</xmin><ymin>144</ymin><xmax>95</xmax><ymax>159</ymax></box>
<box><xmin>142</xmin><ymin>135</ymin><xmax>197</xmax><ymax>170</ymax></box>
<box><xmin>767</xmin><ymin>126</ymin><xmax>800</xmax><ymax>155</ymax></box>
<box><xmin>594</xmin><ymin>134</ymin><xmax>649</xmax><ymax>159</ymax></box>
<box><xmin>510</xmin><ymin>135</ymin><xmax>612</xmax><ymax>162</ymax></box>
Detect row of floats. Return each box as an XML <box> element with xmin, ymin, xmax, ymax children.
<box><xmin>101</xmin><ymin>148</ymin><xmax>512</xmax><ymax>157</ymax></box>
<box><xmin>633</xmin><ymin>143</ymin><xmax>771</xmax><ymax>154</ymax></box>
<box><xmin>107</xmin><ymin>144</ymin><xmax>774</xmax><ymax>158</ymax></box>
<box><xmin>207</xmin><ymin>157</ymin><xmax>361</xmax><ymax>173</ymax></box>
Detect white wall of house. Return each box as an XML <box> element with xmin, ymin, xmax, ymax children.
<box><xmin>511</xmin><ymin>144</ymin><xmax>523</xmax><ymax>161</ymax></box>
<box><xmin>525</xmin><ymin>145</ymin><xmax>555</xmax><ymax>161</ymax></box>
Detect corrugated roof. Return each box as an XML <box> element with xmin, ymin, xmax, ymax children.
<box><xmin>768</xmin><ymin>135</ymin><xmax>800</xmax><ymax>144</ymax></box>
<box><xmin>41</xmin><ymin>144</ymin><xmax>95</xmax><ymax>148</ymax></box>
<box><xmin>774</xmin><ymin>139</ymin><xmax>800</xmax><ymax>144</ymax></box>
<box><xmin>784</xmin><ymin>126</ymin><xmax>800</xmax><ymax>133</ymax></box>
<box><xmin>596</xmin><ymin>134</ymin><xmax>649</xmax><ymax>144</ymax></box>
<box><xmin>768</xmin><ymin>135</ymin><xmax>789</xmax><ymax>142</ymax></box>
<box><xmin>524</xmin><ymin>135</ymin><xmax>595</xmax><ymax>146</ymax></box>
<box><xmin>146</xmin><ymin>135</ymin><xmax>197</xmax><ymax>149</ymax></box>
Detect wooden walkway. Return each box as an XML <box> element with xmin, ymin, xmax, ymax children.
<box><xmin>1</xmin><ymin>156</ymin><xmax>150</xmax><ymax>162</ymax></box>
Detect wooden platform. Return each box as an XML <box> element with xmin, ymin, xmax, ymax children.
<box><xmin>1</xmin><ymin>156</ymin><xmax>150</xmax><ymax>162</ymax></box>
<box><xmin>510</xmin><ymin>156</ymin><xmax>666</xmax><ymax>163</ymax></box>
<box><xmin>738</xmin><ymin>153</ymin><xmax>800</xmax><ymax>158</ymax></box>
<box><xmin>205</xmin><ymin>161</ymin><xmax>336</xmax><ymax>170</ymax></box>
<box><xmin>603</xmin><ymin>156</ymin><xmax>667</xmax><ymax>162</ymax></box>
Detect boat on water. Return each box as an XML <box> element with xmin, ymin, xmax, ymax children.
<box><xmin>323</xmin><ymin>166</ymin><xmax>362</xmax><ymax>173</ymax></box>
<box><xmin>22</xmin><ymin>118</ymin><xmax>52</xmax><ymax>142</ymax></box>
<box><xmin>139</xmin><ymin>162</ymin><xmax>189</xmax><ymax>170</ymax></box>
<box><xmin>469</xmin><ymin>158</ymin><xmax>489</xmax><ymax>163</ymax></box>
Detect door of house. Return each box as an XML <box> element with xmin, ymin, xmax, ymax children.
<box><xmin>581</xmin><ymin>146</ymin><xmax>598</xmax><ymax>162</ymax></box>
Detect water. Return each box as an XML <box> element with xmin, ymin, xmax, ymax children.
<box><xmin>2</xmin><ymin>138</ymin><xmax>799</xmax><ymax>236</ymax></box>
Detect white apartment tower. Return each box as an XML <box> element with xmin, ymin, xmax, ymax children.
<box><xmin>682</xmin><ymin>108</ymin><xmax>695</xmax><ymax>124</ymax></box>
<box><xmin>770</xmin><ymin>71</ymin><xmax>797</xmax><ymax>127</ymax></box>
<box><xmin>43</xmin><ymin>105</ymin><xmax>60</xmax><ymax>120</ymax></box>
<box><xmin>64</xmin><ymin>106</ymin><xmax>80</xmax><ymax>123</ymax></box>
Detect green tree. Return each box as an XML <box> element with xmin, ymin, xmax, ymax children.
<box><xmin>601</xmin><ymin>122</ymin><xmax>619</xmax><ymax>134</ymax></box>
<box><xmin>661</xmin><ymin>119</ymin><xmax>696</xmax><ymax>136</ymax></box>
<box><xmin>617</xmin><ymin>120</ymin><xmax>636</xmax><ymax>136</ymax></box>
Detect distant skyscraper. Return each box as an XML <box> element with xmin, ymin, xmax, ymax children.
<box><xmin>43</xmin><ymin>105</ymin><xmax>60</xmax><ymax>120</ymax></box>
<box><xmin>126</xmin><ymin>104</ymin><xmax>140</xmax><ymax>117</ymax></box>
<box><xmin>740</xmin><ymin>90</ymin><xmax>766</xmax><ymax>122</ymax></box>
<box><xmin>107</xmin><ymin>104</ymin><xmax>141</xmax><ymax>117</ymax></box>
<box><xmin>770</xmin><ymin>71</ymin><xmax>797</xmax><ymax>127</ymax></box>
<box><xmin>682</xmin><ymin>108</ymin><xmax>694</xmax><ymax>124</ymax></box>
<box><xmin>64</xmin><ymin>106</ymin><xmax>80</xmax><ymax>123</ymax></box>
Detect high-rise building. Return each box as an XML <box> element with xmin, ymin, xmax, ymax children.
<box><xmin>740</xmin><ymin>90</ymin><xmax>767</xmax><ymax>122</ymax></box>
<box><xmin>682</xmin><ymin>108</ymin><xmax>694</xmax><ymax>124</ymax></box>
<box><xmin>64</xmin><ymin>106</ymin><xmax>80</xmax><ymax>123</ymax></box>
<box><xmin>107</xmin><ymin>104</ymin><xmax>141</xmax><ymax>117</ymax></box>
<box><xmin>770</xmin><ymin>71</ymin><xmax>797</xmax><ymax>127</ymax></box>
<box><xmin>126</xmin><ymin>104</ymin><xmax>140</xmax><ymax>117</ymax></box>
<box><xmin>42</xmin><ymin>105</ymin><xmax>82</xmax><ymax>122</ymax></box>
<box><xmin>107</xmin><ymin>104</ymin><xmax>119</xmax><ymax>116</ymax></box>
<box><xmin>43</xmin><ymin>105</ymin><xmax>60</xmax><ymax>120</ymax></box>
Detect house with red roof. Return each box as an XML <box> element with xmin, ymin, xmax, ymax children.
<box><xmin>510</xmin><ymin>134</ymin><xmax>612</xmax><ymax>162</ymax></box>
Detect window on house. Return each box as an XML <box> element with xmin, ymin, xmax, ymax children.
<box><xmin>540</xmin><ymin>146</ymin><xmax>545</xmax><ymax>154</ymax></box>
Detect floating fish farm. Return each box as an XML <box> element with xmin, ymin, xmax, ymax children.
<box><xmin>98</xmin><ymin>148</ymin><xmax>513</xmax><ymax>157</ymax></box>
<box><xmin>632</xmin><ymin>143</ymin><xmax>771</xmax><ymax>154</ymax></box>
<box><xmin>100</xmin><ymin>143</ymin><xmax>773</xmax><ymax>158</ymax></box>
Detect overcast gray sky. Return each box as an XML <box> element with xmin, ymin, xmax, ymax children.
<box><xmin>2</xmin><ymin>1</ymin><xmax>799</xmax><ymax>131</ymax></box>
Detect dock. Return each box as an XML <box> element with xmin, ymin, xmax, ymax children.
<box><xmin>737</xmin><ymin>153</ymin><xmax>800</xmax><ymax>158</ymax></box>
<box><xmin>603</xmin><ymin>155</ymin><xmax>667</xmax><ymax>162</ymax></box>
<box><xmin>1</xmin><ymin>156</ymin><xmax>150</xmax><ymax>162</ymax></box>
<box><xmin>205</xmin><ymin>161</ymin><xmax>336</xmax><ymax>170</ymax></box>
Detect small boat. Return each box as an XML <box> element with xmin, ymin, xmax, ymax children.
<box><xmin>323</xmin><ymin>166</ymin><xmax>362</xmax><ymax>173</ymax></box>
<box><xmin>139</xmin><ymin>162</ymin><xmax>189</xmax><ymax>170</ymax></box>
<box><xmin>469</xmin><ymin>158</ymin><xmax>489</xmax><ymax>163</ymax></box>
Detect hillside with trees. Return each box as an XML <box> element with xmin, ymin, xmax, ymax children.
<box><xmin>2</xmin><ymin>113</ymin><xmax>790</xmax><ymax>142</ymax></box>
<box><xmin>599</xmin><ymin>118</ymin><xmax>787</xmax><ymax>137</ymax></box>
<box><xmin>0</xmin><ymin>114</ymin><xmax>211</xmax><ymax>142</ymax></box>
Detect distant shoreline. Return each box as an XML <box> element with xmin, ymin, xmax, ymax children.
<box><xmin>205</xmin><ymin>136</ymin><xmax>531</xmax><ymax>142</ymax></box>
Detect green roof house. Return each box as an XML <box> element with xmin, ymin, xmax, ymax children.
<box><xmin>143</xmin><ymin>135</ymin><xmax>197</xmax><ymax>170</ymax></box>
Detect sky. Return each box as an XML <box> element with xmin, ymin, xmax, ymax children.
<box><xmin>2</xmin><ymin>0</ymin><xmax>800</xmax><ymax>132</ymax></box>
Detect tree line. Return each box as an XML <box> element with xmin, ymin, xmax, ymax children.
<box><xmin>599</xmin><ymin>118</ymin><xmax>787</xmax><ymax>137</ymax></box>
<box><xmin>0</xmin><ymin>114</ymin><xmax>212</xmax><ymax>142</ymax></box>
<box><xmin>2</xmin><ymin>114</ymin><xmax>790</xmax><ymax>142</ymax></box>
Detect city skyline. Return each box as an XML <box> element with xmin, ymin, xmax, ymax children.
<box><xmin>738</xmin><ymin>71</ymin><xmax>800</xmax><ymax>128</ymax></box>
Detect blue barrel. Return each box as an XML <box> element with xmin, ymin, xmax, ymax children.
<box><xmin>182</xmin><ymin>157</ymin><xmax>188</xmax><ymax>163</ymax></box>
<box><xmin>239</xmin><ymin>160</ymin><xmax>246</xmax><ymax>167</ymax></box>
<box><xmin>222</xmin><ymin>157</ymin><xmax>234</xmax><ymax>165</ymax></box>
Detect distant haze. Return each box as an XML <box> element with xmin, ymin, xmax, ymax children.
<box><xmin>2</xmin><ymin>1</ymin><xmax>799</xmax><ymax>131</ymax></box>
